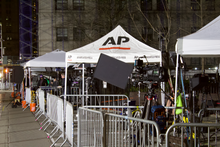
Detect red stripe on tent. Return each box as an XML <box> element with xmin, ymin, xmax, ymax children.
<box><xmin>99</xmin><ymin>47</ymin><xmax>130</xmax><ymax>50</ymax></box>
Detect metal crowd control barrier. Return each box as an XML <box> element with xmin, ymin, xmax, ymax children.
<box><xmin>39</xmin><ymin>86</ymin><xmax>63</xmax><ymax>96</ymax></box>
<box><xmin>63</xmin><ymin>94</ymin><xmax>133</xmax><ymax>116</ymax></box>
<box><xmin>198</xmin><ymin>107</ymin><xmax>220</xmax><ymax>122</ymax></box>
<box><xmin>70</xmin><ymin>87</ymin><xmax>80</xmax><ymax>94</ymax></box>
<box><xmin>41</xmin><ymin>94</ymin><xmax>59</xmax><ymax>131</ymax></box>
<box><xmin>78</xmin><ymin>107</ymin><xmax>161</xmax><ymax>147</ymax></box>
<box><xmin>34</xmin><ymin>88</ymin><xmax>40</xmax><ymax>112</ymax></box>
<box><xmin>35</xmin><ymin>89</ymin><xmax>45</xmax><ymax>121</ymax></box>
<box><xmin>165</xmin><ymin>123</ymin><xmax>220</xmax><ymax>147</ymax></box>
<box><xmin>60</xmin><ymin>101</ymin><xmax>74</xmax><ymax>147</ymax></box>
<box><xmin>50</xmin><ymin>97</ymin><xmax>65</xmax><ymax>147</ymax></box>
<box><xmin>23</xmin><ymin>87</ymin><xmax>31</xmax><ymax>111</ymax></box>
<box><xmin>197</xmin><ymin>108</ymin><xmax>220</xmax><ymax>146</ymax></box>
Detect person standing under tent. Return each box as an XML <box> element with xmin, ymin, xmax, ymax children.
<box><xmin>37</xmin><ymin>75</ymin><xmax>48</xmax><ymax>88</ymax></box>
<box><xmin>60</xmin><ymin>73</ymin><xmax>71</xmax><ymax>99</ymax></box>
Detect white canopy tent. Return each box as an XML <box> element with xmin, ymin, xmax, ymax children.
<box><xmin>21</xmin><ymin>49</ymin><xmax>68</xmax><ymax>88</ymax></box>
<box><xmin>22</xmin><ymin>49</ymin><xmax>66</xmax><ymax>68</ymax></box>
<box><xmin>66</xmin><ymin>25</ymin><xmax>161</xmax><ymax>64</ymax></box>
<box><xmin>176</xmin><ymin>15</ymin><xmax>220</xmax><ymax>56</ymax></box>
<box><xmin>64</xmin><ymin>25</ymin><xmax>162</xmax><ymax>106</ymax></box>
<box><xmin>174</xmin><ymin>15</ymin><xmax>220</xmax><ymax>122</ymax></box>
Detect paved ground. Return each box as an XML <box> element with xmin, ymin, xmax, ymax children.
<box><xmin>0</xmin><ymin>92</ymin><xmax>53</xmax><ymax>147</ymax></box>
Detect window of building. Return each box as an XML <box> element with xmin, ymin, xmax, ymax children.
<box><xmin>73</xmin><ymin>0</ymin><xmax>84</xmax><ymax>10</ymax></box>
<box><xmin>191</xmin><ymin>58</ymin><xmax>201</xmax><ymax>65</ymax></box>
<box><xmin>205</xmin><ymin>0</ymin><xmax>215</xmax><ymax>11</ymax></box>
<box><xmin>205</xmin><ymin>58</ymin><xmax>215</xmax><ymax>65</ymax></box>
<box><xmin>73</xmin><ymin>27</ymin><xmax>85</xmax><ymax>41</ymax></box>
<box><xmin>141</xmin><ymin>0</ymin><xmax>152</xmax><ymax>11</ymax></box>
<box><xmin>191</xmin><ymin>0</ymin><xmax>200</xmax><ymax>11</ymax></box>
<box><xmin>55</xmin><ymin>0</ymin><xmax>68</xmax><ymax>10</ymax></box>
<box><xmin>6</xmin><ymin>36</ymin><xmax>12</xmax><ymax>40</ymax></box>
<box><xmin>157</xmin><ymin>0</ymin><xmax>167</xmax><ymax>11</ymax></box>
<box><xmin>6</xmin><ymin>29</ymin><xmax>11</xmax><ymax>33</ymax></box>
<box><xmin>56</xmin><ymin>27</ymin><xmax>68</xmax><ymax>41</ymax></box>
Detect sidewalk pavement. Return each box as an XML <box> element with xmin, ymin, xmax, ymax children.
<box><xmin>0</xmin><ymin>92</ymin><xmax>52</xmax><ymax>147</ymax></box>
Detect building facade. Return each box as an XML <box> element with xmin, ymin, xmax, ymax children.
<box><xmin>0</xmin><ymin>0</ymin><xmax>19</xmax><ymax>63</ymax></box>
<box><xmin>19</xmin><ymin>0</ymin><xmax>38</xmax><ymax>59</ymax></box>
<box><xmin>38</xmin><ymin>0</ymin><xmax>220</xmax><ymax>70</ymax></box>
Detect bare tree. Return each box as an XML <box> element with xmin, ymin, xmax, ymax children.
<box><xmin>64</xmin><ymin>0</ymin><xmax>133</xmax><ymax>45</ymax></box>
<box><xmin>128</xmin><ymin>0</ymin><xmax>178</xmax><ymax>97</ymax></box>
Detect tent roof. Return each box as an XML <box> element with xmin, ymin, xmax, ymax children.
<box><xmin>22</xmin><ymin>49</ymin><xmax>66</xmax><ymax>68</ymax></box>
<box><xmin>67</xmin><ymin>25</ymin><xmax>161</xmax><ymax>63</ymax></box>
<box><xmin>176</xmin><ymin>15</ymin><xmax>220</xmax><ymax>56</ymax></box>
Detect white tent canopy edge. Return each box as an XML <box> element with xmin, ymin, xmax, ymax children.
<box><xmin>176</xmin><ymin>15</ymin><xmax>220</xmax><ymax>57</ymax></box>
<box><xmin>66</xmin><ymin>25</ymin><xmax>161</xmax><ymax>64</ymax></box>
<box><xmin>64</xmin><ymin>25</ymin><xmax>162</xmax><ymax>108</ymax></box>
<box><xmin>22</xmin><ymin>49</ymin><xmax>66</xmax><ymax>68</ymax></box>
<box><xmin>174</xmin><ymin>15</ymin><xmax>220</xmax><ymax>122</ymax></box>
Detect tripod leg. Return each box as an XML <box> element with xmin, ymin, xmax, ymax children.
<box><xmin>209</xmin><ymin>93</ymin><xmax>215</xmax><ymax>108</ymax></box>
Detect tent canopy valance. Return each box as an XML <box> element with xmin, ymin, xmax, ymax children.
<box><xmin>22</xmin><ymin>49</ymin><xmax>66</xmax><ymax>68</ymax></box>
<box><xmin>176</xmin><ymin>15</ymin><xmax>220</xmax><ymax>57</ymax></box>
<box><xmin>66</xmin><ymin>25</ymin><xmax>161</xmax><ymax>64</ymax></box>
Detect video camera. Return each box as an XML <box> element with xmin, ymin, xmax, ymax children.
<box><xmin>132</xmin><ymin>56</ymin><xmax>168</xmax><ymax>85</ymax></box>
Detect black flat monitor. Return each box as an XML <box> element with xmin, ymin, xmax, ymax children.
<box><xmin>94</xmin><ymin>53</ymin><xmax>133</xmax><ymax>89</ymax></box>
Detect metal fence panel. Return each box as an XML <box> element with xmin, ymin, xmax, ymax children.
<box><xmin>39</xmin><ymin>89</ymin><xmax>45</xmax><ymax>114</ymax></box>
<box><xmin>57</xmin><ymin>97</ymin><xmax>64</xmax><ymax>134</ymax></box>
<box><xmin>66</xmin><ymin>101</ymin><xmax>74</xmax><ymax>146</ymax></box>
<box><xmin>165</xmin><ymin>123</ymin><xmax>220</xmax><ymax>147</ymax></box>
<box><xmin>105</xmin><ymin>113</ymin><xmax>160</xmax><ymax>147</ymax></box>
<box><xmin>25</xmin><ymin>87</ymin><xmax>31</xmax><ymax>104</ymax></box>
<box><xmin>63</xmin><ymin>94</ymin><xmax>133</xmax><ymax>118</ymax></box>
<box><xmin>78</xmin><ymin>107</ymin><xmax>161</xmax><ymax>147</ymax></box>
<box><xmin>78</xmin><ymin>107</ymin><xmax>104</xmax><ymax>147</ymax></box>
<box><xmin>48</xmin><ymin>94</ymin><xmax>58</xmax><ymax>122</ymax></box>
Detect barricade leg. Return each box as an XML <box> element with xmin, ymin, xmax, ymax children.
<box><xmin>34</xmin><ymin>107</ymin><xmax>41</xmax><ymax>115</ymax></box>
<box><xmin>22</xmin><ymin>104</ymin><xmax>29</xmax><ymax>111</ymax></box>
<box><xmin>50</xmin><ymin>134</ymin><xmax>63</xmax><ymax>147</ymax></box>
<box><xmin>35</xmin><ymin>112</ymin><xmax>44</xmax><ymax>121</ymax></box>
<box><xmin>34</xmin><ymin>109</ymin><xmax>42</xmax><ymax>117</ymax></box>
<box><xmin>47</xmin><ymin>126</ymin><xmax>59</xmax><ymax>138</ymax></box>
<box><xmin>43</xmin><ymin>121</ymin><xmax>53</xmax><ymax>131</ymax></box>
<box><xmin>60</xmin><ymin>138</ymin><xmax>68</xmax><ymax>147</ymax></box>
<box><xmin>39</xmin><ymin>119</ymin><xmax>51</xmax><ymax>130</ymax></box>
<box><xmin>40</xmin><ymin>116</ymin><xmax>48</xmax><ymax>125</ymax></box>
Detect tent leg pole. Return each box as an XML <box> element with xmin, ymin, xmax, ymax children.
<box><xmin>173</xmin><ymin>53</ymin><xmax>179</xmax><ymax>135</ymax></box>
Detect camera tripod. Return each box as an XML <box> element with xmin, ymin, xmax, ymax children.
<box><xmin>201</xmin><ymin>87</ymin><xmax>214</xmax><ymax>110</ymax></box>
<box><xmin>132</xmin><ymin>82</ymin><xmax>158</xmax><ymax>147</ymax></box>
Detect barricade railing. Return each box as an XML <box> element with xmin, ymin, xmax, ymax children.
<box><xmin>70</xmin><ymin>87</ymin><xmax>80</xmax><ymax>94</ymax></box>
<box><xmin>59</xmin><ymin>101</ymin><xmax>74</xmax><ymax>147</ymax></box>
<box><xmin>39</xmin><ymin>86</ymin><xmax>63</xmax><ymax>96</ymax></box>
<box><xmin>49</xmin><ymin>97</ymin><xmax>65</xmax><ymax>146</ymax></box>
<box><xmin>165</xmin><ymin>123</ymin><xmax>220</xmax><ymax>147</ymax></box>
<box><xmin>23</xmin><ymin>87</ymin><xmax>31</xmax><ymax>111</ymax></box>
<box><xmin>41</xmin><ymin>94</ymin><xmax>59</xmax><ymax>131</ymax></box>
<box><xmin>0</xmin><ymin>82</ymin><xmax>13</xmax><ymax>90</ymax></box>
<box><xmin>198</xmin><ymin>107</ymin><xmax>220</xmax><ymax>122</ymax></box>
<box><xmin>35</xmin><ymin>89</ymin><xmax>45</xmax><ymax>121</ymax></box>
<box><xmin>51</xmin><ymin>87</ymin><xmax>63</xmax><ymax>96</ymax></box>
<box><xmin>25</xmin><ymin>87</ymin><xmax>31</xmax><ymax>104</ymax></box>
<box><xmin>63</xmin><ymin>94</ymin><xmax>134</xmax><ymax>116</ymax></box>
<box><xmin>78</xmin><ymin>107</ymin><xmax>161</xmax><ymax>147</ymax></box>
<box><xmin>78</xmin><ymin>107</ymin><xmax>104</xmax><ymax>147</ymax></box>
<box><xmin>34</xmin><ymin>88</ymin><xmax>40</xmax><ymax>112</ymax></box>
